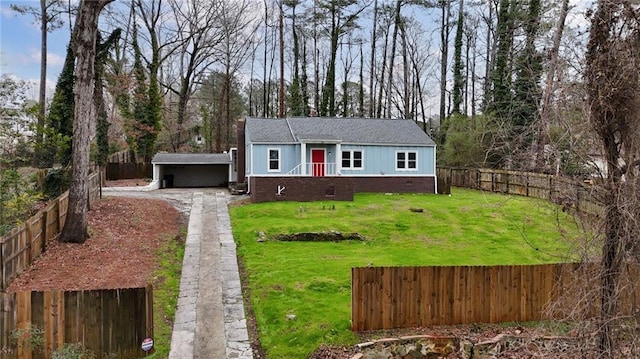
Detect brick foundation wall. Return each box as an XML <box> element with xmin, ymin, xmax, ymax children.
<box><xmin>250</xmin><ymin>177</ymin><xmax>354</xmax><ymax>203</ymax></box>
<box><xmin>237</xmin><ymin>118</ymin><xmax>246</xmax><ymax>183</ymax></box>
<box><xmin>352</xmin><ymin>176</ymin><xmax>436</xmax><ymax>194</ymax></box>
<box><xmin>249</xmin><ymin>176</ymin><xmax>436</xmax><ymax>202</ymax></box>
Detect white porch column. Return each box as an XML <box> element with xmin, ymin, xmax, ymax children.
<box><xmin>301</xmin><ymin>142</ymin><xmax>307</xmax><ymax>175</ymax></box>
<box><xmin>335</xmin><ymin>143</ymin><xmax>342</xmax><ymax>175</ymax></box>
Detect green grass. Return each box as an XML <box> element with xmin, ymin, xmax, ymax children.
<box><xmin>229</xmin><ymin>188</ymin><xmax>583</xmax><ymax>358</ymax></box>
<box><xmin>147</xmin><ymin>229</ymin><xmax>186</xmax><ymax>358</ymax></box>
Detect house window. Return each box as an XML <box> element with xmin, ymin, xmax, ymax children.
<box><xmin>268</xmin><ymin>148</ymin><xmax>280</xmax><ymax>172</ymax></box>
<box><xmin>341</xmin><ymin>150</ymin><xmax>363</xmax><ymax>169</ymax></box>
<box><xmin>396</xmin><ymin>151</ymin><xmax>417</xmax><ymax>170</ymax></box>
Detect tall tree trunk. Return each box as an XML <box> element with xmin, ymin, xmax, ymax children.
<box><xmin>400</xmin><ymin>21</ymin><xmax>410</xmax><ymax>119</ymax></box>
<box><xmin>439</xmin><ymin>0</ymin><xmax>451</xmax><ymax>124</ymax></box>
<box><xmin>482</xmin><ymin>0</ymin><xmax>496</xmax><ymax>111</ymax></box>
<box><xmin>278</xmin><ymin>0</ymin><xmax>285</xmax><ymax>118</ymax></box>
<box><xmin>61</xmin><ymin>0</ymin><xmax>113</xmax><ymax>244</ymax></box>
<box><xmin>471</xmin><ymin>35</ymin><xmax>477</xmax><ymax>116</ymax></box>
<box><xmin>410</xmin><ymin>49</ymin><xmax>427</xmax><ymax>132</ymax></box>
<box><xmin>369</xmin><ymin>0</ymin><xmax>378</xmax><ymax>117</ymax></box>
<box><xmin>451</xmin><ymin>0</ymin><xmax>464</xmax><ymax>115</ymax></box>
<box><xmin>301</xmin><ymin>39</ymin><xmax>310</xmax><ymax>116</ymax></box>
<box><xmin>586</xmin><ymin>1</ymin><xmax>640</xmax><ymax>355</ymax></box>
<box><xmin>34</xmin><ymin>0</ymin><xmax>48</xmax><ymax>167</ymax></box>
<box><xmin>320</xmin><ymin>10</ymin><xmax>339</xmax><ymax>117</ymax></box>
<box><xmin>359</xmin><ymin>43</ymin><xmax>364</xmax><ymax>117</ymax></box>
<box><xmin>386</xmin><ymin>0</ymin><xmax>402</xmax><ymax>117</ymax></box>
<box><xmin>263</xmin><ymin>0</ymin><xmax>269</xmax><ymax>117</ymax></box>
<box><xmin>534</xmin><ymin>0</ymin><xmax>569</xmax><ymax>171</ymax></box>
<box><xmin>376</xmin><ymin>27</ymin><xmax>389</xmax><ymax>118</ymax></box>
<box><xmin>313</xmin><ymin>0</ymin><xmax>320</xmax><ymax>115</ymax></box>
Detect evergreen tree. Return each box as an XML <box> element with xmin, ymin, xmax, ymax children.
<box><xmin>512</xmin><ymin>0</ymin><xmax>542</xmax><ymax>160</ymax></box>
<box><xmin>45</xmin><ymin>43</ymin><xmax>75</xmax><ymax>167</ymax></box>
<box><xmin>94</xmin><ymin>29</ymin><xmax>121</xmax><ymax>167</ymax></box>
<box><xmin>285</xmin><ymin>0</ymin><xmax>305</xmax><ymax>116</ymax></box>
<box><xmin>488</xmin><ymin>0</ymin><xmax>515</xmax><ymax>120</ymax></box>
<box><xmin>131</xmin><ymin>23</ymin><xmax>154</xmax><ymax>162</ymax></box>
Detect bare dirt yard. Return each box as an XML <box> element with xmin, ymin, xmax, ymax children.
<box><xmin>8</xmin><ymin>182</ymin><xmax>183</xmax><ymax>292</ymax></box>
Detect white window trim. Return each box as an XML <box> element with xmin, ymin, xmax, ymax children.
<box><xmin>267</xmin><ymin>147</ymin><xmax>281</xmax><ymax>172</ymax></box>
<box><xmin>341</xmin><ymin>150</ymin><xmax>364</xmax><ymax>170</ymax></box>
<box><xmin>396</xmin><ymin>150</ymin><xmax>418</xmax><ymax>171</ymax></box>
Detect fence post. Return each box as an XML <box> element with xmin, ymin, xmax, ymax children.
<box><xmin>491</xmin><ymin>172</ymin><xmax>495</xmax><ymax>193</ymax></box>
<box><xmin>506</xmin><ymin>172</ymin><xmax>510</xmax><ymax>194</ymax></box>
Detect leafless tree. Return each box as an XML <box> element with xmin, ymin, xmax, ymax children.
<box><xmin>211</xmin><ymin>0</ymin><xmax>260</xmax><ymax>150</ymax></box>
<box><xmin>534</xmin><ymin>0</ymin><xmax>570</xmax><ymax>171</ymax></box>
<box><xmin>586</xmin><ymin>0</ymin><xmax>640</xmax><ymax>356</ymax></box>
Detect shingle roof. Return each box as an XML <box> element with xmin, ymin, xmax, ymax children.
<box><xmin>151</xmin><ymin>153</ymin><xmax>231</xmax><ymax>164</ymax></box>
<box><xmin>245</xmin><ymin>117</ymin><xmax>435</xmax><ymax>146</ymax></box>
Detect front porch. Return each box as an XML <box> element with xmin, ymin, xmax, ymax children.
<box><xmin>286</xmin><ymin>162</ymin><xmax>339</xmax><ymax>176</ymax></box>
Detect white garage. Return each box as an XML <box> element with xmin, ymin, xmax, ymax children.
<box><xmin>151</xmin><ymin>153</ymin><xmax>235</xmax><ymax>189</ymax></box>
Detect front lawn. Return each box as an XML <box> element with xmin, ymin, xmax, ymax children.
<box><xmin>229</xmin><ymin>188</ymin><xmax>582</xmax><ymax>358</ymax></box>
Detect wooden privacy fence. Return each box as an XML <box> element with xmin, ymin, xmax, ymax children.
<box><xmin>0</xmin><ymin>172</ymin><xmax>100</xmax><ymax>291</ymax></box>
<box><xmin>436</xmin><ymin>167</ymin><xmax>602</xmax><ymax>216</ymax></box>
<box><xmin>105</xmin><ymin>162</ymin><xmax>152</xmax><ymax>181</ymax></box>
<box><xmin>107</xmin><ymin>150</ymin><xmax>135</xmax><ymax>163</ymax></box>
<box><xmin>351</xmin><ymin>264</ymin><xmax>640</xmax><ymax>331</ymax></box>
<box><xmin>0</xmin><ymin>286</ymin><xmax>153</xmax><ymax>358</ymax></box>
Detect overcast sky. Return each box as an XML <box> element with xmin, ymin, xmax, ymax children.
<box><xmin>0</xmin><ymin>0</ymin><xmax>594</xmax><ymax>102</ymax></box>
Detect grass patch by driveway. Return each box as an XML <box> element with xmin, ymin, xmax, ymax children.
<box><xmin>229</xmin><ymin>188</ymin><xmax>581</xmax><ymax>358</ymax></box>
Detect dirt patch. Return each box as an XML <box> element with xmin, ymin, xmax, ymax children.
<box><xmin>271</xmin><ymin>232</ymin><xmax>364</xmax><ymax>242</ymax></box>
<box><xmin>8</xmin><ymin>196</ymin><xmax>184</xmax><ymax>292</ymax></box>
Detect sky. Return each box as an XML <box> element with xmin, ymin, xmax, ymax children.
<box><xmin>0</xmin><ymin>1</ymin><xmax>73</xmax><ymax>98</ymax></box>
<box><xmin>0</xmin><ymin>0</ymin><xmax>594</xmax><ymax>102</ymax></box>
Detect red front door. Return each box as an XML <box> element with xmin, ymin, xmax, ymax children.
<box><xmin>311</xmin><ymin>149</ymin><xmax>325</xmax><ymax>176</ymax></box>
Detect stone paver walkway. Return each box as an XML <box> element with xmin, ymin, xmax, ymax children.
<box><xmin>164</xmin><ymin>191</ymin><xmax>252</xmax><ymax>359</ymax></box>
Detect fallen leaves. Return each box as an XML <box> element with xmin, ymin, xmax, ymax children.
<box><xmin>7</xmin><ymin>196</ymin><xmax>184</xmax><ymax>292</ymax></box>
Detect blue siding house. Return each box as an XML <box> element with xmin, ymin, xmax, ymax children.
<box><xmin>237</xmin><ymin>117</ymin><xmax>437</xmax><ymax>202</ymax></box>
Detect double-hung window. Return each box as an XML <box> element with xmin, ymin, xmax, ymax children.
<box><xmin>341</xmin><ymin>150</ymin><xmax>363</xmax><ymax>169</ymax></box>
<box><xmin>268</xmin><ymin>148</ymin><xmax>281</xmax><ymax>172</ymax></box>
<box><xmin>396</xmin><ymin>151</ymin><xmax>417</xmax><ymax>170</ymax></box>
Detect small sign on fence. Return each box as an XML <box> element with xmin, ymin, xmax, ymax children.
<box><xmin>141</xmin><ymin>337</ymin><xmax>154</xmax><ymax>352</ymax></box>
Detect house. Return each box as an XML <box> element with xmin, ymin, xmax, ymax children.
<box><xmin>237</xmin><ymin>117</ymin><xmax>437</xmax><ymax>202</ymax></box>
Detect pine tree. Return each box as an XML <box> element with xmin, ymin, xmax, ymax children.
<box><xmin>45</xmin><ymin>43</ymin><xmax>75</xmax><ymax>167</ymax></box>
<box><xmin>94</xmin><ymin>29</ymin><xmax>121</xmax><ymax>167</ymax></box>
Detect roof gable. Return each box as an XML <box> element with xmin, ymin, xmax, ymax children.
<box><xmin>245</xmin><ymin>117</ymin><xmax>435</xmax><ymax>146</ymax></box>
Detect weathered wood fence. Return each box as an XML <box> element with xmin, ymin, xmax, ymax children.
<box><xmin>437</xmin><ymin>167</ymin><xmax>602</xmax><ymax>216</ymax></box>
<box><xmin>0</xmin><ymin>172</ymin><xmax>154</xmax><ymax>357</ymax></box>
<box><xmin>107</xmin><ymin>150</ymin><xmax>135</xmax><ymax>163</ymax></box>
<box><xmin>1</xmin><ymin>286</ymin><xmax>153</xmax><ymax>358</ymax></box>
<box><xmin>106</xmin><ymin>150</ymin><xmax>152</xmax><ymax>180</ymax></box>
<box><xmin>1</xmin><ymin>173</ymin><xmax>100</xmax><ymax>291</ymax></box>
<box><xmin>105</xmin><ymin>162</ymin><xmax>152</xmax><ymax>180</ymax></box>
<box><xmin>352</xmin><ymin>264</ymin><xmax>640</xmax><ymax>331</ymax></box>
